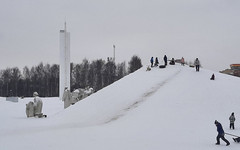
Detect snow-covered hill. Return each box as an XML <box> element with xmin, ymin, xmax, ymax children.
<box><xmin>1</xmin><ymin>64</ymin><xmax>240</xmax><ymax>150</ymax></box>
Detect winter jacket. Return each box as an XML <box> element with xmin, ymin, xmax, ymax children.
<box><xmin>150</xmin><ymin>57</ymin><xmax>154</xmax><ymax>63</ymax></box>
<box><xmin>229</xmin><ymin>115</ymin><xmax>236</xmax><ymax>123</ymax></box>
<box><xmin>216</xmin><ymin>122</ymin><xmax>224</xmax><ymax>135</ymax></box>
<box><xmin>194</xmin><ymin>59</ymin><xmax>200</xmax><ymax>66</ymax></box>
<box><xmin>181</xmin><ymin>58</ymin><xmax>185</xmax><ymax>64</ymax></box>
<box><xmin>164</xmin><ymin>55</ymin><xmax>167</xmax><ymax>62</ymax></box>
<box><xmin>34</xmin><ymin>96</ymin><xmax>43</xmax><ymax>115</ymax></box>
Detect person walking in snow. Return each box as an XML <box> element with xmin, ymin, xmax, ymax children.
<box><xmin>33</xmin><ymin>92</ymin><xmax>43</xmax><ymax>117</ymax></box>
<box><xmin>164</xmin><ymin>55</ymin><xmax>167</xmax><ymax>66</ymax></box>
<box><xmin>154</xmin><ymin>57</ymin><xmax>159</xmax><ymax>67</ymax></box>
<box><xmin>229</xmin><ymin>112</ymin><xmax>236</xmax><ymax>129</ymax></box>
<box><xmin>214</xmin><ymin>120</ymin><xmax>230</xmax><ymax>146</ymax></box>
<box><xmin>194</xmin><ymin>58</ymin><xmax>200</xmax><ymax>72</ymax></box>
<box><xmin>150</xmin><ymin>57</ymin><xmax>154</xmax><ymax>67</ymax></box>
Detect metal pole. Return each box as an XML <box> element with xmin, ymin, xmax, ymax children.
<box><xmin>113</xmin><ymin>45</ymin><xmax>115</xmax><ymax>63</ymax></box>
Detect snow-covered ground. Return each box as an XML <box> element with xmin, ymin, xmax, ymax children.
<box><xmin>1</xmin><ymin>64</ymin><xmax>240</xmax><ymax>150</ymax></box>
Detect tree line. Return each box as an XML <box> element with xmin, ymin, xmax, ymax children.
<box><xmin>0</xmin><ymin>55</ymin><xmax>142</xmax><ymax>97</ymax></box>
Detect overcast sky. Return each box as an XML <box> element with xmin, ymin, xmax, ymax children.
<box><xmin>0</xmin><ymin>0</ymin><xmax>240</xmax><ymax>71</ymax></box>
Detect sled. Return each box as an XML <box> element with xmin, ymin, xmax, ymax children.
<box><xmin>225</xmin><ymin>133</ymin><xmax>240</xmax><ymax>142</ymax></box>
<box><xmin>233</xmin><ymin>137</ymin><xmax>240</xmax><ymax>143</ymax></box>
<box><xmin>159</xmin><ymin>65</ymin><xmax>166</xmax><ymax>68</ymax></box>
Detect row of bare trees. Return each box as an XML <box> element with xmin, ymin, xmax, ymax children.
<box><xmin>0</xmin><ymin>55</ymin><xmax>142</xmax><ymax>97</ymax></box>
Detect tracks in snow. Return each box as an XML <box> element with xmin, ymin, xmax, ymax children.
<box><xmin>104</xmin><ymin>69</ymin><xmax>181</xmax><ymax>124</ymax></box>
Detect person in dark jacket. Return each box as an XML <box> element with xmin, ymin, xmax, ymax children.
<box><xmin>154</xmin><ymin>57</ymin><xmax>159</xmax><ymax>67</ymax></box>
<box><xmin>210</xmin><ymin>74</ymin><xmax>215</xmax><ymax>80</ymax></box>
<box><xmin>164</xmin><ymin>55</ymin><xmax>167</xmax><ymax>66</ymax></box>
<box><xmin>215</xmin><ymin>120</ymin><xmax>230</xmax><ymax>146</ymax></box>
<box><xmin>169</xmin><ymin>58</ymin><xmax>175</xmax><ymax>65</ymax></box>
<box><xmin>150</xmin><ymin>57</ymin><xmax>154</xmax><ymax>67</ymax></box>
<box><xmin>229</xmin><ymin>112</ymin><xmax>236</xmax><ymax>129</ymax></box>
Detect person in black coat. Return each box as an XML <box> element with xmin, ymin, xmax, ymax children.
<box><xmin>150</xmin><ymin>57</ymin><xmax>154</xmax><ymax>67</ymax></box>
<box><xmin>169</xmin><ymin>58</ymin><xmax>175</xmax><ymax>65</ymax></box>
<box><xmin>214</xmin><ymin>120</ymin><xmax>230</xmax><ymax>146</ymax></box>
<box><xmin>210</xmin><ymin>74</ymin><xmax>215</xmax><ymax>80</ymax></box>
<box><xmin>164</xmin><ymin>55</ymin><xmax>167</xmax><ymax>66</ymax></box>
<box><xmin>154</xmin><ymin>57</ymin><xmax>159</xmax><ymax>67</ymax></box>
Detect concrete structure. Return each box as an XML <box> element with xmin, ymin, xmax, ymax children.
<box><xmin>59</xmin><ymin>22</ymin><xmax>70</xmax><ymax>99</ymax></box>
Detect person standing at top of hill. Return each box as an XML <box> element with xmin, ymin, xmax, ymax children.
<box><xmin>181</xmin><ymin>57</ymin><xmax>185</xmax><ymax>66</ymax></box>
<box><xmin>155</xmin><ymin>57</ymin><xmax>159</xmax><ymax>66</ymax></box>
<box><xmin>194</xmin><ymin>58</ymin><xmax>200</xmax><ymax>72</ymax></box>
<box><xmin>164</xmin><ymin>55</ymin><xmax>167</xmax><ymax>66</ymax></box>
<box><xmin>214</xmin><ymin>120</ymin><xmax>230</xmax><ymax>146</ymax></box>
<box><xmin>150</xmin><ymin>57</ymin><xmax>154</xmax><ymax>67</ymax></box>
<box><xmin>229</xmin><ymin>112</ymin><xmax>236</xmax><ymax>129</ymax></box>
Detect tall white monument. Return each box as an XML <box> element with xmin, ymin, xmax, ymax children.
<box><xmin>59</xmin><ymin>22</ymin><xmax>70</xmax><ymax>99</ymax></box>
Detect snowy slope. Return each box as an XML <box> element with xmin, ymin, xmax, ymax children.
<box><xmin>1</xmin><ymin>64</ymin><xmax>240</xmax><ymax>150</ymax></box>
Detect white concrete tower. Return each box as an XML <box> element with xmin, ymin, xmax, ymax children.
<box><xmin>59</xmin><ymin>22</ymin><xmax>70</xmax><ymax>99</ymax></box>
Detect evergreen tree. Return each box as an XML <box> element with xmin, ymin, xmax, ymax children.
<box><xmin>128</xmin><ymin>55</ymin><xmax>142</xmax><ymax>73</ymax></box>
<box><xmin>116</xmin><ymin>62</ymin><xmax>127</xmax><ymax>80</ymax></box>
<box><xmin>102</xmin><ymin>60</ymin><xmax>116</xmax><ymax>87</ymax></box>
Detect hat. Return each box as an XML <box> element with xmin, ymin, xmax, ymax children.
<box><xmin>214</xmin><ymin>120</ymin><xmax>218</xmax><ymax>124</ymax></box>
<box><xmin>33</xmin><ymin>92</ymin><xmax>39</xmax><ymax>96</ymax></box>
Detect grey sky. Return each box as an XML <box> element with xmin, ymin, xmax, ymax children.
<box><xmin>0</xmin><ymin>0</ymin><xmax>240</xmax><ymax>71</ymax></box>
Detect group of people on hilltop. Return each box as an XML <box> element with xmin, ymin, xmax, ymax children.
<box><xmin>214</xmin><ymin>112</ymin><xmax>240</xmax><ymax>146</ymax></box>
<box><xmin>150</xmin><ymin>55</ymin><xmax>170</xmax><ymax>68</ymax></box>
<box><xmin>150</xmin><ymin>55</ymin><xmax>201</xmax><ymax>71</ymax></box>
<box><xmin>150</xmin><ymin>57</ymin><xmax>159</xmax><ymax>67</ymax></box>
